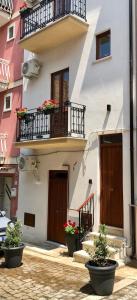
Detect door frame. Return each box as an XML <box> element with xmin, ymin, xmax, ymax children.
<box><xmin>47</xmin><ymin>169</ymin><xmax>69</xmax><ymax>243</ymax></box>
<box><xmin>51</xmin><ymin>68</ymin><xmax>69</xmax><ymax>137</ymax></box>
<box><xmin>51</xmin><ymin>68</ymin><xmax>69</xmax><ymax>106</ymax></box>
<box><xmin>100</xmin><ymin>133</ymin><xmax>123</xmax><ymax>228</ymax></box>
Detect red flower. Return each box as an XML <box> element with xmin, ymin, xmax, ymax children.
<box><xmin>63</xmin><ymin>223</ymin><xmax>67</xmax><ymax>228</ymax></box>
<box><xmin>20</xmin><ymin>2</ymin><xmax>27</xmax><ymax>10</ymax></box>
<box><xmin>74</xmin><ymin>229</ymin><xmax>79</xmax><ymax>235</ymax></box>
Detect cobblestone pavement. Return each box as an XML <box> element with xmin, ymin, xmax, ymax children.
<box><xmin>0</xmin><ymin>253</ymin><xmax>101</xmax><ymax>300</ymax></box>
<box><xmin>103</xmin><ymin>281</ymin><xmax>137</xmax><ymax>300</ymax></box>
<box><xmin>0</xmin><ymin>251</ymin><xmax>137</xmax><ymax>300</ymax></box>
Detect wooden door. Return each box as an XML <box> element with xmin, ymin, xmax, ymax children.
<box><xmin>100</xmin><ymin>134</ymin><xmax>123</xmax><ymax>228</ymax></box>
<box><xmin>48</xmin><ymin>170</ymin><xmax>68</xmax><ymax>244</ymax></box>
<box><xmin>51</xmin><ymin>68</ymin><xmax>69</xmax><ymax>138</ymax></box>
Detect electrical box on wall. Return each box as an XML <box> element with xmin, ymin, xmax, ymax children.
<box><xmin>11</xmin><ymin>187</ymin><xmax>17</xmax><ymax>198</ymax></box>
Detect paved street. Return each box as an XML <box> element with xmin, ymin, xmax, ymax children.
<box><xmin>0</xmin><ymin>252</ymin><xmax>95</xmax><ymax>300</ymax></box>
<box><xmin>0</xmin><ymin>247</ymin><xmax>137</xmax><ymax>300</ymax></box>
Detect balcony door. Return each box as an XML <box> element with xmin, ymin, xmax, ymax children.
<box><xmin>51</xmin><ymin>68</ymin><xmax>69</xmax><ymax>138</ymax></box>
<box><xmin>54</xmin><ymin>0</ymin><xmax>71</xmax><ymax>17</ymax></box>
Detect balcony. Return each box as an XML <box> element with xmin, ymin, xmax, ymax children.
<box><xmin>0</xmin><ymin>0</ymin><xmax>13</xmax><ymax>27</ymax></box>
<box><xmin>0</xmin><ymin>59</ymin><xmax>10</xmax><ymax>92</ymax></box>
<box><xmin>0</xmin><ymin>133</ymin><xmax>7</xmax><ymax>164</ymax></box>
<box><xmin>15</xmin><ymin>101</ymin><xmax>86</xmax><ymax>150</ymax></box>
<box><xmin>19</xmin><ymin>0</ymin><xmax>88</xmax><ymax>53</ymax></box>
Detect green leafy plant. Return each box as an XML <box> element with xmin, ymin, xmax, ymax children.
<box><xmin>64</xmin><ymin>220</ymin><xmax>84</xmax><ymax>235</ymax></box>
<box><xmin>2</xmin><ymin>221</ymin><xmax>22</xmax><ymax>248</ymax></box>
<box><xmin>86</xmin><ymin>224</ymin><xmax>110</xmax><ymax>267</ymax></box>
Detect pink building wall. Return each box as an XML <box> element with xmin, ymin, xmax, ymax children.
<box><xmin>0</xmin><ymin>86</ymin><xmax>22</xmax><ymax>157</ymax></box>
<box><xmin>0</xmin><ymin>0</ymin><xmax>23</xmax><ymax>159</ymax></box>
<box><xmin>0</xmin><ymin>1</ymin><xmax>23</xmax><ymax>82</ymax></box>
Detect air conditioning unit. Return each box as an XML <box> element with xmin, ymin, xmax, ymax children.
<box><xmin>18</xmin><ymin>156</ymin><xmax>38</xmax><ymax>172</ymax></box>
<box><xmin>22</xmin><ymin>59</ymin><xmax>41</xmax><ymax>79</ymax></box>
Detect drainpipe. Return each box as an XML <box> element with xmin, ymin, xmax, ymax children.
<box><xmin>129</xmin><ymin>0</ymin><xmax>136</xmax><ymax>257</ymax></box>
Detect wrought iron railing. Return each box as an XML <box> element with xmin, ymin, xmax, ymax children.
<box><xmin>16</xmin><ymin>101</ymin><xmax>86</xmax><ymax>142</ymax></box>
<box><xmin>0</xmin><ymin>59</ymin><xmax>10</xmax><ymax>84</ymax></box>
<box><xmin>20</xmin><ymin>0</ymin><xmax>87</xmax><ymax>39</ymax></box>
<box><xmin>77</xmin><ymin>193</ymin><xmax>94</xmax><ymax>235</ymax></box>
<box><xmin>0</xmin><ymin>0</ymin><xmax>13</xmax><ymax>13</ymax></box>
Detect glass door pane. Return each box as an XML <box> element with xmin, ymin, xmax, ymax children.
<box><xmin>52</xmin><ymin>73</ymin><xmax>60</xmax><ymax>106</ymax></box>
<box><xmin>63</xmin><ymin>69</ymin><xmax>69</xmax><ymax>103</ymax></box>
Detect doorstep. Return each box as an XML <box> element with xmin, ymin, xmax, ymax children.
<box><xmin>24</xmin><ymin>241</ymin><xmax>86</xmax><ymax>269</ymax></box>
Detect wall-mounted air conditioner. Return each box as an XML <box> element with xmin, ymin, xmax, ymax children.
<box><xmin>18</xmin><ymin>156</ymin><xmax>38</xmax><ymax>172</ymax></box>
<box><xmin>22</xmin><ymin>59</ymin><xmax>41</xmax><ymax>79</ymax></box>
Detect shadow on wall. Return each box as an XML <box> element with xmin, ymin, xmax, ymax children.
<box><xmin>68</xmin><ymin>0</ymin><xmax>125</xmax><ymax>132</ymax></box>
<box><xmin>68</xmin><ymin>137</ymin><xmax>98</xmax><ymax>212</ymax></box>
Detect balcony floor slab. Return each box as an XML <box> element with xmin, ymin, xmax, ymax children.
<box><xmin>0</xmin><ymin>10</ymin><xmax>11</xmax><ymax>27</ymax></box>
<box><xmin>15</xmin><ymin>137</ymin><xmax>87</xmax><ymax>151</ymax></box>
<box><xmin>19</xmin><ymin>15</ymin><xmax>89</xmax><ymax>53</ymax></box>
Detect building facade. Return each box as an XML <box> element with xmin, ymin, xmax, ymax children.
<box><xmin>16</xmin><ymin>0</ymin><xmax>135</xmax><ymax>256</ymax></box>
<box><xmin>0</xmin><ymin>0</ymin><xmax>23</xmax><ymax>218</ymax></box>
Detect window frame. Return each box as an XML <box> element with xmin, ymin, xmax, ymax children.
<box><xmin>96</xmin><ymin>30</ymin><xmax>111</xmax><ymax>60</ymax></box>
<box><xmin>4</xmin><ymin>93</ymin><xmax>12</xmax><ymax>112</ymax></box>
<box><xmin>7</xmin><ymin>23</ymin><xmax>15</xmax><ymax>42</ymax></box>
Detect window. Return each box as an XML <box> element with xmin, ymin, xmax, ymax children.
<box><xmin>96</xmin><ymin>30</ymin><xmax>111</xmax><ymax>60</ymax></box>
<box><xmin>4</xmin><ymin>93</ymin><xmax>12</xmax><ymax>112</ymax></box>
<box><xmin>24</xmin><ymin>213</ymin><xmax>35</xmax><ymax>227</ymax></box>
<box><xmin>7</xmin><ymin>23</ymin><xmax>15</xmax><ymax>41</ymax></box>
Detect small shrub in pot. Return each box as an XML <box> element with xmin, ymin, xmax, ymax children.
<box><xmin>2</xmin><ymin>220</ymin><xmax>25</xmax><ymax>268</ymax></box>
<box><xmin>85</xmin><ymin>224</ymin><xmax>118</xmax><ymax>296</ymax></box>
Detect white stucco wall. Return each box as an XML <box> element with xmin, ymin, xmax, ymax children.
<box><xmin>17</xmin><ymin>0</ymin><xmax>132</xmax><ymax>246</ymax></box>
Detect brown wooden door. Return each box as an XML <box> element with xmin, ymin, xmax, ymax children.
<box><xmin>100</xmin><ymin>134</ymin><xmax>123</xmax><ymax>228</ymax></box>
<box><xmin>48</xmin><ymin>170</ymin><xmax>68</xmax><ymax>244</ymax></box>
<box><xmin>51</xmin><ymin>68</ymin><xmax>69</xmax><ymax>138</ymax></box>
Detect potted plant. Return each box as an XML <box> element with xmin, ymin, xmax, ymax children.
<box><xmin>16</xmin><ymin>107</ymin><xmax>27</xmax><ymax>119</ymax></box>
<box><xmin>37</xmin><ymin>100</ymin><xmax>58</xmax><ymax>114</ymax></box>
<box><xmin>19</xmin><ymin>2</ymin><xmax>30</xmax><ymax>14</ymax></box>
<box><xmin>64</xmin><ymin>220</ymin><xmax>84</xmax><ymax>257</ymax></box>
<box><xmin>85</xmin><ymin>224</ymin><xmax>118</xmax><ymax>296</ymax></box>
<box><xmin>1</xmin><ymin>220</ymin><xmax>25</xmax><ymax>268</ymax></box>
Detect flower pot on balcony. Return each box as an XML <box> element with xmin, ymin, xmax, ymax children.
<box><xmin>24</xmin><ymin>114</ymin><xmax>35</xmax><ymax>124</ymax></box>
<box><xmin>17</xmin><ymin>113</ymin><xmax>27</xmax><ymax>120</ymax></box>
<box><xmin>43</xmin><ymin>108</ymin><xmax>55</xmax><ymax>115</ymax></box>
